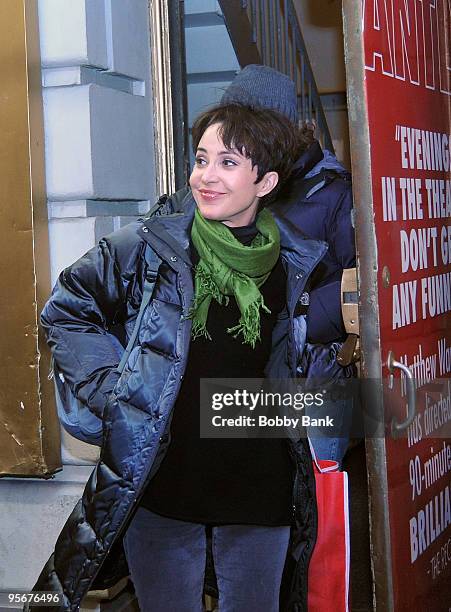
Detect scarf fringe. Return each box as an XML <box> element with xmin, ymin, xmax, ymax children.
<box><xmin>189</xmin><ymin>265</ymin><xmax>229</xmax><ymax>341</ymax></box>
<box><xmin>191</xmin><ymin>319</ymin><xmax>212</xmax><ymax>341</ymax></box>
<box><xmin>227</xmin><ymin>300</ymin><xmax>271</xmax><ymax>348</ymax></box>
<box><xmin>193</xmin><ymin>264</ymin><xmax>229</xmax><ymax>308</ymax></box>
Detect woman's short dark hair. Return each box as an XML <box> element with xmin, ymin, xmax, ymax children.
<box><xmin>191</xmin><ymin>103</ymin><xmax>314</xmax><ymax>205</ymax></box>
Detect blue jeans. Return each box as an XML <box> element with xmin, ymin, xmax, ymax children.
<box><xmin>307</xmin><ymin>398</ymin><xmax>352</xmax><ymax>467</ymax></box>
<box><xmin>123</xmin><ymin>507</ymin><xmax>291</xmax><ymax>612</ymax></box>
<box><xmin>309</xmin><ymin>434</ymin><xmax>349</xmax><ymax>465</ymax></box>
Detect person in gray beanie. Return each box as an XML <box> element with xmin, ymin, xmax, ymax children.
<box><xmin>222</xmin><ymin>64</ymin><xmax>357</xmax><ymax>466</ymax></box>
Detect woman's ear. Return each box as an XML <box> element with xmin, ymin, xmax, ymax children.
<box><xmin>256</xmin><ymin>171</ymin><xmax>279</xmax><ymax>198</ymax></box>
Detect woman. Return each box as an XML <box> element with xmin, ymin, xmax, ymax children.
<box><xmin>31</xmin><ymin>104</ymin><xmax>325</xmax><ymax>611</ymax></box>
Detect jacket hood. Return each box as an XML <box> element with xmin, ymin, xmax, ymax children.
<box><xmin>291</xmin><ymin>140</ymin><xmax>324</xmax><ymax>179</ymax></box>
<box><xmin>304</xmin><ymin>148</ymin><xmax>349</xmax><ymax>178</ymax></box>
<box><xmin>292</xmin><ymin>141</ymin><xmax>349</xmax><ymax>180</ymax></box>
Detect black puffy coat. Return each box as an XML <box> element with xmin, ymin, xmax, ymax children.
<box><xmin>30</xmin><ymin>190</ymin><xmax>327</xmax><ymax>611</ymax></box>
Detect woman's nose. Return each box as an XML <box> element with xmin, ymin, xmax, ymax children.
<box><xmin>200</xmin><ymin>163</ymin><xmax>219</xmax><ymax>183</ymax></box>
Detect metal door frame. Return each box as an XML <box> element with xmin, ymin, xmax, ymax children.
<box><xmin>342</xmin><ymin>2</ymin><xmax>394</xmax><ymax>609</ymax></box>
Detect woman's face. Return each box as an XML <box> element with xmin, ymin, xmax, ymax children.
<box><xmin>190</xmin><ymin>123</ymin><xmax>277</xmax><ymax>227</ymax></box>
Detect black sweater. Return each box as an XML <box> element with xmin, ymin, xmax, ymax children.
<box><xmin>141</xmin><ymin>223</ymin><xmax>294</xmax><ymax>525</ymax></box>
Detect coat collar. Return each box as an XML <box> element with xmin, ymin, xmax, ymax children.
<box><xmin>140</xmin><ymin>189</ymin><xmax>327</xmax><ymax>277</ymax></box>
<box><xmin>139</xmin><ymin>190</ymin><xmax>195</xmax><ymax>267</ymax></box>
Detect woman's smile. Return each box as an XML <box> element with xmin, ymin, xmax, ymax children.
<box><xmin>197</xmin><ymin>188</ymin><xmax>227</xmax><ymax>201</ymax></box>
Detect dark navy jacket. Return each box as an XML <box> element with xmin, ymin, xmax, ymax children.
<box><xmin>274</xmin><ymin>141</ymin><xmax>355</xmax><ymax>345</ymax></box>
<box><xmin>30</xmin><ymin>190</ymin><xmax>326</xmax><ymax>611</ymax></box>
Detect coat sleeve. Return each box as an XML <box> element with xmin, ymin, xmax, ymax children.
<box><xmin>41</xmin><ymin>236</ymin><xmax>129</xmax><ymax>418</ymax></box>
<box><xmin>327</xmin><ymin>181</ymin><xmax>356</xmax><ymax>269</ymax></box>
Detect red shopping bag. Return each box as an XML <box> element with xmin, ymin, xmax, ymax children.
<box><xmin>307</xmin><ymin>444</ymin><xmax>350</xmax><ymax>612</ymax></box>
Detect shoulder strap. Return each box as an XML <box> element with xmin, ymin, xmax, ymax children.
<box><xmin>116</xmin><ymin>246</ymin><xmax>161</xmax><ymax>373</ymax></box>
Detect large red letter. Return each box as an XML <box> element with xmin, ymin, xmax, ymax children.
<box><xmin>393</xmin><ymin>0</ymin><xmax>420</xmax><ymax>84</ymax></box>
<box><xmin>364</xmin><ymin>0</ymin><xmax>395</xmax><ymax>75</ymax></box>
<box><xmin>418</xmin><ymin>0</ymin><xmax>439</xmax><ymax>90</ymax></box>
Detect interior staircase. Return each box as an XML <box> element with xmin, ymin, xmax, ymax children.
<box><xmin>183</xmin><ymin>0</ymin><xmax>333</xmax><ymax>166</ymax></box>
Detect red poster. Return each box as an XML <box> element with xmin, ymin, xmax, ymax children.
<box><xmin>363</xmin><ymin>1</ymin><xmax>451</xmax><ymax>609</ymax></box>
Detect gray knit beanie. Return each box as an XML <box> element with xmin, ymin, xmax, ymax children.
<box><xmin>221</xmin><ymin>64</ymin><xmax>298</xmax><ymax>123</ymax></box>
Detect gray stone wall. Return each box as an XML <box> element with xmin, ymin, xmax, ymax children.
<box><xmin>0</xmin><ymin>1</ymin><xmax>156</xmax><ymax>601</ymax></box>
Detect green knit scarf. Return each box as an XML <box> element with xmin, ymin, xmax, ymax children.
<box><xmin>190</xmin><ymin>207</ymin><xmax>280</xmax><ymax>347</ymax></box>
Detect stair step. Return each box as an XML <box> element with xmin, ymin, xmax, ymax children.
<box><xmin>185</xmin><ymin>25</ymin><xmax>240</xmax><ymax>75</ymax></box>
<box><xmin>187</xmin><ymin>70</ymin><xmax>237</xmax><ymax>84</ymax></box>
<box><xmin>187</xmin><ymin>79</ymin><xmax>235</xmax><ymax>124</ymax></box>
<box><xmin>185</xmin><ymin>12</ymin><xmax>224</xmax><ymax>28</ymax></box>
<box><xmin>185</xmin><ymin>0</ymin><xmax>221</xmax><ymax>15</ymax></box>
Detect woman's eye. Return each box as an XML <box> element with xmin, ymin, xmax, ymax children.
<box><xmin>223</xmin><ymin>159</ymin><xmax>237</xmax><ymax>167</ymax></box>
<box><xmin>195</xmin><ymin>157</ymin><xmax>207</xmax><ymax>166</ymax></box>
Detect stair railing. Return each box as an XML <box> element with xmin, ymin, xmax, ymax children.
<box><xmin>218</xmin><ymin>0</ymin><xmax>333</xmax><ymax>151</ymax></box>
